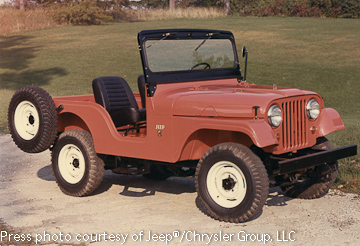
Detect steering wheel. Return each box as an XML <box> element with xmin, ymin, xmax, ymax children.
<box><xmin>189</xmin><ymin>62</ymin><xmax>211</xmax><ymax>70</ymax></box>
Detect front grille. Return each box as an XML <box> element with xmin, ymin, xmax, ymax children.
<box><xmin>281</xmin><ymin>99</ymin><xmax>308</xmax><ymax>151</ymax></box>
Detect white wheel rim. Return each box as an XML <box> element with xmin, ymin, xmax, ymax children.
<box><xmin>58</xmin><ymin>144</ymin><xmax>86</xmax><ymax>184</ymax></box>
<box><xmin>14</xmin><ymin>101</ymin><xmax>40</xmax><ymax>140</ymax></box>
<box><xmin>206</xmin><ymin>161</ymin><xmax>247</xmax><ymax>208</ymax></box>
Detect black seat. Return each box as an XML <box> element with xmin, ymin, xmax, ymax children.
<box><xmin>92</xmin><ymin>76</ymin><xmax>146</xmax><ymax>128</ymax></box>
<box><xmin>137</xmin><ymin>75</ymin><xmax>146</xmax><ymax>109</ymax></box>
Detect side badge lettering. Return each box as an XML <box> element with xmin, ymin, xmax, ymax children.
<box><xmin>155</xmin><ymin>125</ymin><xmax>165</xmax><ymax>130</ymax></box>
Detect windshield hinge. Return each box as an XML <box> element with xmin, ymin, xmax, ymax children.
<box><xmin>147</xmin><ymin>84</ymin><xmax>157</xmax><ymax>97</ymax></box>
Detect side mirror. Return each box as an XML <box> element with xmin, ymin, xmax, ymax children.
<box><xmin>242</xmin><ymin>46</ymin><xmax>247</xmax><ymax>58</ymax></box>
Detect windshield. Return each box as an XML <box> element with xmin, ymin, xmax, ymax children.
<box><xmin>145</xmin><ymin>39</ymin><xmax>236</xmax><ymax>73</ymax></box>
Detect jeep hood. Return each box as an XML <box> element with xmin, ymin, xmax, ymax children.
<box><xmin>164</xmin><ymin>82</ymin><xmax>318</xmax><ymax>118</ymax></box>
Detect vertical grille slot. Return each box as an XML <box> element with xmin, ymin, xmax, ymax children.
<box><xmin>281</xmin><ymin>99</ymin><xmax>307</xmax><ymax>151</ymax></box>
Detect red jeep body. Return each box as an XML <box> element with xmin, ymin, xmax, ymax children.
<box><xmin>53</xmin><ymin>79</ymin><xmax>344</xmax><ymax>161</ymax></box>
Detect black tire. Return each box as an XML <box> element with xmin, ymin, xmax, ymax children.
<box><xmin>8</xmin><ymin>86</ymin><xmax>58</xmax><ymax>153</ymax></box>
<box><xmin>278</xmin><ymin>137</ymin><xmax>338</xmax><ymax>199</ymax></box>
<box><xmin>195</xmin><ymin>143</ymin><xmax>269</xmax><ymax>223</ymax></box>
<box><xmin>51</xmin><ymin>129</ymin><xmax>104</xmax><ymax>197</ymax></box>
<box><xmin>143</xmin><ymin>165</ymin><xmax>173</xmax><ymax>180</ymax></box>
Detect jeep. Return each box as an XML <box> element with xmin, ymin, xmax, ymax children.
<box><xmin>8</xmin><ymin>29</ymin><xmax>357</xmax><ymax>222</ymax></box>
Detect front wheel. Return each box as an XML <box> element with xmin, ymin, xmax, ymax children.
<box><xmin>195</xmin><ymin>143</ymin><xmax>269</xmax><ymax>223</ymax></box>
<box><xmin>51</xmin><ymin>129</ymin><xmax>104</xmax><ymax>197</ymax></box>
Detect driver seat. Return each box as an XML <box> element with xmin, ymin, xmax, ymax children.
<box><xmin>92</xmin><ymin>76</ymin><xmax>146</xmax><ymax>128</ymax></box>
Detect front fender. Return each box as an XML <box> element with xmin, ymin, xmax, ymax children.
<box><xmin>318</xmin><ymin>108</ymin><xmax>345</xmax><ymax>136</ymax></box>
<box><xmin>236</xmin><ymin>120</ymin><xmax>278</xmax><ymax>148</ymax></box>
<box><xmin>193</xmin><ymin>118</ymin><xmax>278</xmax><ymax>148</ymax></box>
<box><xmin>176</xmin><ymin>117</ymin><xmax>278</xmax><ymax>161</ymax></box>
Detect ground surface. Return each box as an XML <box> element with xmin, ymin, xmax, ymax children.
<box><xmin>0</xmin><ymin>134</ymin><xmax>359</xmax><ymax>245</ymax></box>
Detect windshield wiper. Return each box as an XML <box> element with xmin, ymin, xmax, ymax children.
<box><xmin>147</xmin><ymin>33</ymin><xmax>172</xmax><ymax>49</ymax></box>
<box><xmin>194</xmin><ymin>33</ymin><xmax>213</xmax><ymax>51</ymax></box>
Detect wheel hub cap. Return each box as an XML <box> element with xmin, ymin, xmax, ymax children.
<box><xmin>222</xmin><ymin>175</ymin><xmax>236</xmax><ymax>190</ymax></box>
<box><xmin>28</xmin><ymin>114</ymin><xmax>35</xmax><ymax>125</ymax></box>
<box><xmin>72</xmin><ymin>158</ymin><xmax>80</xmax><ymax>168</ymax></box>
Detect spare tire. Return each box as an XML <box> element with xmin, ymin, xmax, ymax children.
<box><xmin>8</xmin><ymin>86</ymin><xmax>58</xmax><ymax>153</ymax></box>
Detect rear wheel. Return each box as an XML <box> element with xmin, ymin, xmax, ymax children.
<box><xmin>278</xmin><ymin>137</ymin><xmax>338</xmax><ymax>199</ymax></box>
<box><xmin>195</xmin><ymin>143</ymin><xmax>269</xmax><ymax>223</ymax></box>
<box><xmin>51</xmin><ymin>129</ymin><xmax>104</xmax><ymax>197</ymax></box>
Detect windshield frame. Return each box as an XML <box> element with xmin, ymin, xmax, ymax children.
<box><xmin>137</xmin><ymin>29</ymin><xmax>242</xmax><ymax>96</ymax></box>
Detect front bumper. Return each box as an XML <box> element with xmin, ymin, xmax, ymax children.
<box><xmin>278</xmin><ymin>145</ymin><xmax>357</xmax><ymax>175</ymax></box>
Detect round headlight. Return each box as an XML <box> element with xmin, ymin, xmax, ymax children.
<box><xmin>307</xmin><ymin>99</ymin><xmax>320</xmax><ymax>119</ymax></box>
<box><xmin>268</xmin><ymin>105</ymin><xmax>282</xmax><ymax>127</ymax></box>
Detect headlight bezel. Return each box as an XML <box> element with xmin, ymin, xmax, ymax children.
<box><xmin>306</xmin><ymin>99</ymin><xmax>320</xmax><ymax>120</ymax></box>
<box><xmin>267</xmin><ymin>104</ymin><xmax>282</xmax><ymax>128</ymax></box>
